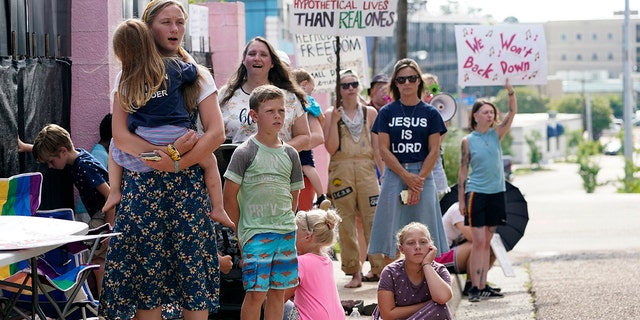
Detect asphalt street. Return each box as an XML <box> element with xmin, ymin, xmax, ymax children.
<box><xmin>335</xmin><ymin>154</ymin><xmax>640</xmax><ymax>319</ymax></box>
<box><xmin>456</xmin><ymin>154</ymin><xmax>640</xmax><ymax>319</ymax></box>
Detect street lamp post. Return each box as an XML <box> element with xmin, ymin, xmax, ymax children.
<box><xmin>614</xmin><ymin>1</ymin><xmax>637</xmax><ymax>166</ymax></box>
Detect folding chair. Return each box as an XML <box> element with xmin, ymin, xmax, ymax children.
<box><xmin>0</xmin><ymin>172</ymin><xmax>43</xmax><ymax>279</ymax></box>
<box><xmin>0</xmin><ymin>173</ymin><xmax>106</xmax><ymax>319</ymax></box>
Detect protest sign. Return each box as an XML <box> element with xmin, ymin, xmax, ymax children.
<box><xmin>455</xmin><ymin>24</ymin><xmax>547</xmax><ymax>87</ymax></box>
<box><xmin>294</xmin><ymin>34</ymin><xmax>369</xmax><ymax>92</ymax></box>
<box><xmin>290</xmin><ymin>0</ymin><xmax>398</xmax><ymax>37</ymax></box>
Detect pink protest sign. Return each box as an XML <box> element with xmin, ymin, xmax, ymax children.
<box><xmin>455</xmin><ymin>24</ymin><xmax>547</xmax><ymax>87</ymax></box>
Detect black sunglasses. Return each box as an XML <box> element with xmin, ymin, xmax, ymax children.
<box><xmin>395</xmin><ymin>75</ymin><xmax>420</xmax><ymax>84</ymax></box>
<box><xmin>341</xmin><ymin>81</ymin><xmax>359</xmax><ymax>89</ymax></box>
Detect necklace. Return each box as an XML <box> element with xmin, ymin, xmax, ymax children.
<box><xmin>475</xmin><ymin>131</ymin><xmax>491</xmax><ymax>147</ymax></box>
<box><xmin>400</xmin><ymin>101</ymin><xmax>419</xmax><ymax>118</ymax></box>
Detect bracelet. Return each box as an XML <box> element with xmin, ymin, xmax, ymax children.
<box><xmin>421</xmin><ymin>262</ymin><xmax>430</xmax><ymax>268</ymax></box>
<box><xmin>508</xmin><ymin>91</ymin><xmax>515</xmax><ymax>96</ymax></box>
<box><xmin>167</xmin><ymin>144</ymin><xmax>181</xmax><ymax>161</ymax></box>
<box><xmin>174</xmin><ymin>160</ymin><xmax>180</xmax><ymax>173</ymax></box>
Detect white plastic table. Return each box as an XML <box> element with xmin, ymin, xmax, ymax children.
<box><xmin>0</xmin><ymin>215</ymin><xmax>89</xmax><ymax>319</ymax></box>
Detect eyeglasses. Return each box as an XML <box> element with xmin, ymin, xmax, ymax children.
<box><xmin>395</xmin><ymin>75</ymin><xmax>420</xmax><ymax>84</ymax></box>
<box><xmin>340</xmin><ymin>81</ymin><xmax>359</xmax><ymax>90</ymax></box>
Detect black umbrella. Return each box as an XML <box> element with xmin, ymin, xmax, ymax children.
<box><xmin>439</xmin><ymin>181</ymin><xmax>529</xmax><ymax>251</ymax></box>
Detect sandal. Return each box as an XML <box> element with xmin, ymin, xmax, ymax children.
<box><xmin>361</xmin><ymin>273</ymin><xmax>380</xmax><ymax>282</ymax></box>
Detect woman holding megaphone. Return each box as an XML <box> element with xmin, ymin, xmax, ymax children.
<box><xmin>422</xmin><ymin>73</ymin><xmax>456</xmax><ymax>195</ymax></box>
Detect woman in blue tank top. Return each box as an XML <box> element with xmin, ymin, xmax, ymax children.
<box><xmin>457</xmin><ymin>80</ymin><xmax>517</xmax><ymax>302</ymax></box>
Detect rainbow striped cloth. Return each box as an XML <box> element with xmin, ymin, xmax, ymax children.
<box><xmin>0</xmin><ymin>172</ymin><xmax>43</xmax><ymax>278</ymax></box>
<box><xmin>0</xmin><ymin>172</ymin><xmax>42</xmax><ymax>217</ymax></box>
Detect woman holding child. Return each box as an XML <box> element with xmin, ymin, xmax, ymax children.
<box><xmin>100</xmin><ymin>1</ymin><xmax>225</xmax><ymax>319</ymax></box>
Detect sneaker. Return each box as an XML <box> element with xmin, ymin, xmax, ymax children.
<box><xmin>486</xmin><ymin>283</ymin><xmax>502</xmax><ymax>293</ymax></box>
<box><xmin>313</xmin><ymin>194</ymin><xmax>327</xmax><ymax>208</ymax></box>
<box><xmin>479</xmin><ymin>287</ymin><xmax>504</xmax><ymax>299</ymax></box>
<box><xmin>462</xmin><ymin>280</ymin><xmax>472</xmax><ymax>296</ymax></box>
<box><xmin>468</xmin><ymin>286</ymin><xmax>481</xmax><ymax>302</ymax></box>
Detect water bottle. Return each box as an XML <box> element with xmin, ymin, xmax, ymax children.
<box><xmin>350</xmin><ymin>306</ymin><xmax>361</xmax><ymax>317</ymax></box>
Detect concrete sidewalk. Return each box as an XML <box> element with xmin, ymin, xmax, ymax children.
<box><xmin>454</xmin><ymin>262</ymin><xmax>534</xmax><ymax>319</ymax></box>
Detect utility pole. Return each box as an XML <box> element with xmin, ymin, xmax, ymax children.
<box><xmin>396</xmin><ymin>0</ymin><xmax>407</xmax><ymax>60</ymax></box>
<box><xmin>615</xmin><ymin>1</ymin><xmax>637</xmax><ymax>169</ymax></box>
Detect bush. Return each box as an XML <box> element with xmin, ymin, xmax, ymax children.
<box><xmin>578</xmin><ymin>159</ymin><xmax>600</xmax><ymax>193</ymax></box>
<box><xmin>442</xmin><ymin>127</ymin><xmax>463</xmax><ymax>187</ymax></box>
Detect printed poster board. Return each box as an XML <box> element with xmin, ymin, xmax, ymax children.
<box><xmin>294</xmin><ymin>35</ymin><xmax>369</xmax><ymax>93</ymax></box>
<box><xmin>290</xmin><ymin>0</ymin><xmax>398</xmax><ymax>37</ymax></box>
<box><xmin>455</xmin><ymin>24</ymin><xmax>547</xmax><ymax>87</ymax></box>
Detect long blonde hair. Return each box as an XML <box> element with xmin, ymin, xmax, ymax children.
<box><xmin>142</xmin><ymin>0</ymin><xmax>205</xmax><ymax>114</ymax></box>
<box><xmin>112</xmin><ymin>19</ymin><xmax>166</xmax><ymax>113</ymax></box>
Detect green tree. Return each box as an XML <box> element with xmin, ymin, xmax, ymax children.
<box><xmin>493</xmin><ymin>86</ymin><xmax>549</xmax><ymax>114</ymax></box>
<box><xmin>524</xmin><ymin>130</ymin><xmax>542</xmax><ymax>168</ymax></box>
<box><xmin>554</xmin><ymin>94</ymin><xmax>612</xmax><ymax>140</ymax></box>
<box><xmin>590</xmin><ymin>96</ymin><xmax>613</xmax><ymax>139</ymax></box>
<box><xmin>606</xmin><ymin>94</ymin><xmax>623</xmax><ymax>119</ymax></box>
<box><xmin>442</xmin><ymin>127</ymin><xmax>463</xmax><ymax>187</ymax></box>
<box><xmin>554</xmin><ymin>94</ymin><xmax>582</xmax><ymax>114</ymax></box>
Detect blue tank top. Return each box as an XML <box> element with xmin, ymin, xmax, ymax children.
<box><xmin>465</xmin><ymin>128</ymin><xmax>505</xmax><ymax>194</ymax></box>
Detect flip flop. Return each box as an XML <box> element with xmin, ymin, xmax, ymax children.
<box><xmin>361</xmin><ymin>273</ymin><xmax>380</xmax><ymax>282</ymax></box>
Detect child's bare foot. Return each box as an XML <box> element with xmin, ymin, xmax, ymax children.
<box><xmin>210</xmin><ymin>207</ymin><xmax>235</xmax><ymax>228</ymax></box>
<box><xmin>102</xmin><ymin>192</ymin><xmax>121</xmax><ymax>213</ymax></box>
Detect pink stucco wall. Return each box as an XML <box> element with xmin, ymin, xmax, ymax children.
<box><xmin>67</xmin><ymin>1</ymin><xmax>330</xmax><ymax>192</ymax></box>
<box><xmin>202</xmin><ymin>2</ymin><xmax>245</xmax><ymax>87</ymax></box>
<box><xmin>70</xmin><ymin>0</ymin><xmax>121</xmax><ymax>150</ymax></box>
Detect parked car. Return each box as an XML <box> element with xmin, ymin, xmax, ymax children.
<box><xmin>503</xmin><ymin>155</ymin><xmax>514</xmax><ymax>181</ymax></box>
<box><xmin>604</xmin><ymin>139</ymin><xmax>622</xmax><ymax>155</ymax></box>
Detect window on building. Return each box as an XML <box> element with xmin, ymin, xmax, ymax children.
<box><xmin>561</xmin><ymin>54</ymin><xmax>567</xmax><ymax>61</ymax></box>
<box><xmin>608</xmin><ymin>33</ymin><xmax>613</xmax><ymax>40</ymax></box>
<box><xmin>592</xmin><ymin>53</ymin><xmax>598</xmax><ymax>61</ymax></box>
<box><xmin>592</xmin><ymin>33</ymin><xmax>597</xmax><ymax>40</ymax></box>
<box><xmin>561</xmin><ymin>33</ymin><xmax>566</xmax><ymax>40</ymax></box>
<box><xmin>608</xmin><ymin>53</ymin><xmax>614</xmax><ymax>60</ymax></box>
<box><xmin>576</xmin><ymin>33</ymin><xmax>582</xmax><ymax>40</ymax></box>
<box><xmin>577</xmin><ymin>54</ymin><xmax>582</xmax><ymax>61</ymax></box>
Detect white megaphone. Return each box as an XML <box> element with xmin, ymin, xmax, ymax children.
<box><xmin>430</xmin><ymin>93</ymin><xmax>457</xmax><ymax>122</ymax></box>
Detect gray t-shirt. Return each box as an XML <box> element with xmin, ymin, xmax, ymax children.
<box><xmin>224</xmin><ymin>136</ymin><xmax>304</xmax><ymax>245</ymax></box>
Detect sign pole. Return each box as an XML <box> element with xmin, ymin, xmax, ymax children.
<box><xmin>335</xmin><ymin>36</ymin><xmax>341</xmax><ymax>106</ymax></box>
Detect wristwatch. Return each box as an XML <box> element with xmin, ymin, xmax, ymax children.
<box><xmin>167</xmin><ymin>144</ymin><xmax>181</xmax><ymax>161</ymax></box>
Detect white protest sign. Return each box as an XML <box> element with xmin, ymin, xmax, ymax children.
<box><xmin>294</xmin><ymin>35</ymin><xmax>369</xmax><ymax>93</ymax></box>
<box><xmin>290</xmin><ymin>0</ymin><xmax>398</xmax><ymax>37</ymax></box>
<box><xmin>189</xmin><ymin>5</ymin><xmax>209</xmax><ymax>52</ymax></box>
<box><xmin>455</xmin><ymin>24</ymin><xmax>547</xmax><ymax>87</ymax></box>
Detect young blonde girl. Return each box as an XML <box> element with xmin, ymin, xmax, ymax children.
<box><xmin>284</xmin><ymin>208</ymin><xmax>345</xmax><ymax>320</ymax></box>
<box><xmin>104</xmin><ymin>19</ymin><xmax>232</xmax><ymax>228</ymax></box>
<box><xmin>373</xmin><ymin>222</ymin><xmax>453</xmax><ymax>320</ymax></box>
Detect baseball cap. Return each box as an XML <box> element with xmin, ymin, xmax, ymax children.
<box><xmin>370</xmin><ymin>73</ymin><xmax>390</xmax><ymax>87</ymax></box>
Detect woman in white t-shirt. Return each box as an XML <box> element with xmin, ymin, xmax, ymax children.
<box><xmin>219</xmin><ymin>36</ymin><xmax>310</xmax><ymax>151</ymax></box>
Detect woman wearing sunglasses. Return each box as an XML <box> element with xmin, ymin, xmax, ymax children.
<box><xmin>323</xmin><ymin>69</ymin><xmax>386</xmax><ymax>289</ymax></box>
<box><xmin>369</xmin><ymin>58</ymin><xmax>450</xmax><ymax>266</ymax></box>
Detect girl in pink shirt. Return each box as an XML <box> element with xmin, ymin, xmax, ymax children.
<box><xmin>285</xmin><ymin>208</ymin><xmax>346</xmax><ymax>320</ymax></box>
